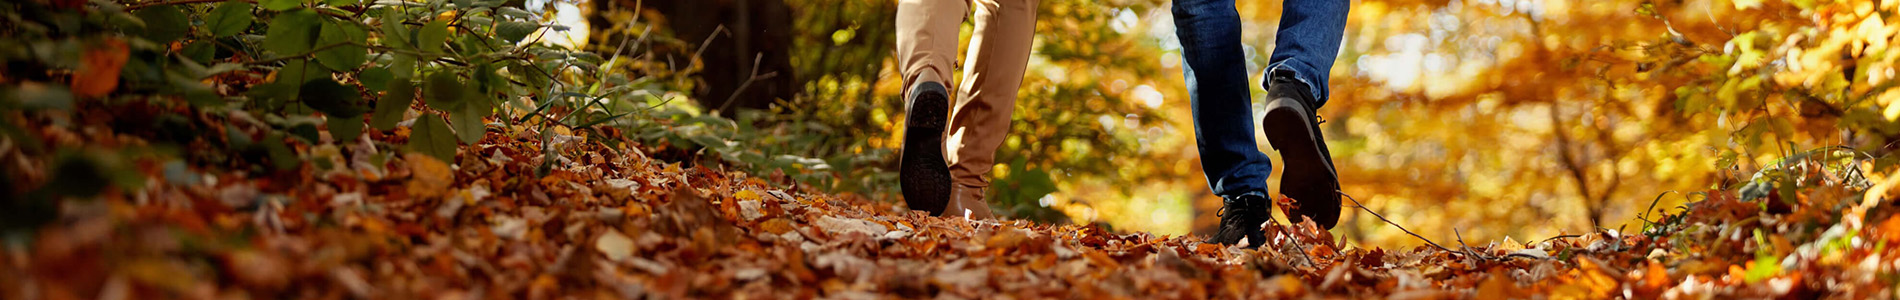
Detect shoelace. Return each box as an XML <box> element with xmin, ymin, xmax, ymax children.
<box><xmin>1214</xmin><ymin>201</ymin><xmax>1259</xmax><ymax>219</ymax></box>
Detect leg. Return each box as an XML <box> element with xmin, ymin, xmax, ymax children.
<box><xmin>895</xmin><ymin>0</ymin><xmax>966</xmax><ymax>98</ymax></box>
<box><xmin>942</xmin><ymin>0</ymin><xmax>1038</xmax><ymax>219</ymax></box>
<box><xmin>1265</xmin><ymin>0</ymin><xmax>1349</xmax><ymax>107</ymax></box>
<box><xmin>1176</xmin><ymin>0</ymin><xmax>1277</xmax><ymax>246</ymax></box>
<box><xmin>1261</xmin><ymin>0</ymin><xmax>1349</xmax><ymax>228</ymax></box>
<box><xmin>1173</xmin><ymin>0</ymin><xmax>1272</xmax><ymax>198</ymax></box>
<box><xmin>895</xmin><ymin>0</ymin><xmax>967</xmax><ymax>215</ymax></box>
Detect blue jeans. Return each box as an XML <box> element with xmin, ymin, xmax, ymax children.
<box><xmin>1172</xmin><ymin>0</ymin><xmax>1348</xmax><ymax>197</ymax></box>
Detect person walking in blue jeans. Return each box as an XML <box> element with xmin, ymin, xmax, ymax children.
<box><xmin>1174</xmin><ymin>0</ymin><xmax>1347</xmax><ymax>246</ymax></box>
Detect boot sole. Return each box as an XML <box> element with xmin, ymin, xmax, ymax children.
<box><xmin>900</xmin><ymin>82</ymin><xmax>952</xmax><ymax>215</ymax></box>
<box><xmin>1261</xmin><ymin>97</ymin><xmax>1340</xmax><ymax>229</ymax></box>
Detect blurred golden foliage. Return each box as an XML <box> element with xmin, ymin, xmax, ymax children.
<box><xmin>598</xmin><ymin>0</ymin><xmax>1900</xmax><ymax>248</ymax></box>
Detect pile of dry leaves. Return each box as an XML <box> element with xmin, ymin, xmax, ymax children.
<box><xmin>4</xmin><ymin>105</ymin><xmax>1900</xmax><ymax>299</ymax></box>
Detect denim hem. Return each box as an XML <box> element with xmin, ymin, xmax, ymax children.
<box><xmin>1265</xmin><ymin>62</ymin><xmax>1324</xmax><ymax>104</ymax></box>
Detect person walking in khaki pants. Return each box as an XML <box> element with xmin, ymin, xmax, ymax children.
<box><xmin>896</xmin><ymin>0</ymin><xmax>1038</xmax><ymax>220</ymax></box>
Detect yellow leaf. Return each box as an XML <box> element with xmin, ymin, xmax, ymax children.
<box><xmin>759</xmin><ymin>218</ymin><xmax>795</xmax><ymax>235</ymax></box>
<box><xmin>405</xmin><ymin>153</ymin><xmax>454</xmax><ymax>199</ymax></box>
<box><xmin>1476</xmin><ymin>274</ymin><xmax>1517</xmax><ymax>299</ymax></box>
<box><xmin>1881</xmin><ymin>90</ymin><xmax>1900</xmax><ymax>120</ymax></box>
<box><xmin>735</xmin><ymin>189</ymin><xmax>761</xmax><ymax>201</ymax></box>
<box><xmin>1496</xmin><ymin>236</ymin><xmax>1525</xmax><ymax>253</ymax></box>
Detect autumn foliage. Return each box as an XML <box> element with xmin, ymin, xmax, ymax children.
<box><xmin>5</xmin><ymin>0</ymin><xmax>1900</xmax><ymax>298</ymax></box>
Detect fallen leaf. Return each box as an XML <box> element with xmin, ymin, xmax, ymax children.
<box><xmin>815</xmin><ymin>216</ymin><xmax>887</xmax><ymax>237</ymax></box>
<box><xmin>596</xmin><ymin>229</ymin><xmax>634</xmax><ymax>261</ymax></box>
<box><xmin>405</xmin><ymin>154</ymin><xmax>454</xmax><ymax>199</ymax></box>
<box><xmin>221</xmin><ymin>250</ymin><xmax>289</xmax><ymax>290</ymax></box>
<box><xmin>72</xmin><ymin>38</ymin><xmax>128</xmax><ymax>97</ymax></box>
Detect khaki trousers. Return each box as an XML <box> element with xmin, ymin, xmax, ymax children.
<box><xmin>895</xmin><ymin>0</ymin><xmax>1038</xmax><ymax>204</ymax></box>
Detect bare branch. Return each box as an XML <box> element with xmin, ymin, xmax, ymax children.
<box><xmin>1340</xmin><ymin>192</ymin><xmax>1453</xmax><ymax>253</ymax></box>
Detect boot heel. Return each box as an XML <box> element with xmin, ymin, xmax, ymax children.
<box><xmin>900</xmin><ymin>82</ymin><xmax>953</xmax><ymax>215</ymax></box>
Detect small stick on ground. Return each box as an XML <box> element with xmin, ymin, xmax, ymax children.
<box><xmin>1454</xmin><ymin>228</ymin><xmax>1493</xmax><ymax>261</ymax></box>
<box><xmin>1269</xmin><ymin>219</ymin><xmax>1320</xmax><ymax>268</ymax></box>
<box><xmin>1341</xmin><ymin>191</ymin><xmax>1454</xmax><ymax>253</ymax></box>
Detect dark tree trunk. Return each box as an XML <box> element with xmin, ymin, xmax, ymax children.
<box><xmin>588</xmin><ymin>0</ymin><xmax>799</xmax><ymax>116</ymax></box>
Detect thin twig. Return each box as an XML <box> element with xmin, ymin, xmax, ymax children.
<box><xmin>1263</xmin><ymin>220</ymin><xmax>1319</xmax><ymax>268</ymax></box>
<box><xmin>1540</xmin><ymin>234</ymin><xmax>1582</xmax><ymax>243</ymax></box>
<box><xmin>691</xmin><ymin>25</ymin><xmax>731</xmax><ymax>64</ymax></box>
<box><xmin>1454</xmin><ymin>228</ymin><xmax>1493</xmax><ymax>261</ymax></box>
<box><xmin>125</xmin><ymin>0</ymin><xmax>243</xmax><ymax>11</ymax></box>
<box><xmin>714</xmin><ymin>53</ymin><xmax>779</xmax><ymax>113</ymax></box>
<box><xmin>1341</xmin><ymin>191</ymin><xmax>1453</xmax><ymax>253</ymax></box>
<box><xmin>1637</xmin><ymin>191</ymin><xmax>1682</xmax><ymax>234</ymax></box>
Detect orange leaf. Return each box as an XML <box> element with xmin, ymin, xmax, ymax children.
<box><xmin>404</xmin><ymin>153</ymin><xmax>454</xmax><ymax>199</ymax></box>
<box><xmin>1876</xmin><ymin>215</ymin><xmax>1900</xmax><ymax>243</ymax></box>
<box><xmin>72</xmin><ymin>38</ymin><xmax>129</xmax><ymax>98</ymax></box>
<box><xmin>758</xmin><ymin>218</ymin><xmax>795</xmax><ymax>235</ymax></box>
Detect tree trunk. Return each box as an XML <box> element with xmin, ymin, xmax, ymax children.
<box><xmin>588</xmin><ymin>0</ymin><xmax>799</xmax><ymax>116</ymax></box>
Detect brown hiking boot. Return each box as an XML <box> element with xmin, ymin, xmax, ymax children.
<box><xmin>900</xmin><ymin>81</ymin><xmax>953</xmax><ymax>215</ymax></box>
<box><xmin>1261</xmin><ymin>72</ymin><xmax>1341</xmax><ymax>229</ymax></box>
<box><xmin>941</xmin><ymin>185</ymin><xmax>995</xmax><ymax>220</ymax></box>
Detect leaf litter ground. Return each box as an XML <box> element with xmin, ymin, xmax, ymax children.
<box><xmin>6</xmin><ymin>108</ymin><xmax>1900</xmax><ymax>299</ymax></box>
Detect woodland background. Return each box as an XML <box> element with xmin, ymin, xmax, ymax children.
<box><xmin>574</xmin><ymin>0</ymin><xmax>1897</xmax><ymax>247</ymax></box>
<box><xmin>3</xmin><ymin>0</ymin><xmax>1899</xmax><ymax>297</ymax></box>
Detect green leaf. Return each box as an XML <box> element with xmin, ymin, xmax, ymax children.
<box><xmin>206</xmin><ymin>1</ymin><xmax>255</xmax><ymax>37</ymax></box>
<box><xmin>497</xmin><ymin>7</ymin><xmax>532</xmax><ymax>19</ymax></box>
<box><xmin>449</xmin><ymin>96</ymin><xmax>488</xmax><ymax>143</ymax></box>
<box><xmin>423</xmin><ymin>71</ymin><xmax>465</xmax><ymax>111</ymax></box>
<box><xmin>496</xmin><ymin>21</ymin><xmax>537</xmax><ymax>44</ymax></box>
<box><xmin>328</xmin><ymin>113</ymin><xmax>364</xmax><ymax>143</ymax></box>
<box><xmin>184</xmin><ymin>89</ymin><xmax>221</xmax><ymax>107</ymax></box>
<box><xmin>290</xmin><ymin>122</ymin><xmax>320</xmax><ymax>146</ymax></box>
<box><xmin>263</xmin><ymin>9</ymin><xmax>322</xmax><ymax>55</ymax></box>
<box><xmin>358</xmin><ymin>67</ymin><xmax>392</xmax><ymax>91</ymax></box>
<box><xmin>409</xmin><ymin>113</ymin><xmax>458</xmax><ymax>162</ymax></box>
<box><xmin>315</xmin><ymin>21</ymin><xmax>368</xmax><ymax>70</ymax></box>
<box><xmin>135</xmin><ymin>5</ymin><xmax>189</xmax><ymax>43</ymax></box>
<box><xmin>471</xmin><ymin>62</ymin><xmax>499</xmax><ymax>93</ymax></box>
<box><xmin>182</xmin><ymin>40</ymin><xmax>216</xmax><ymax>63</ymax></box>
<box><xmin>275</xmin><ymin>59</ymin><xmax>329</xmax><ymax>86</ymax></box>
<box><xmin>416</xmin><ymin>19</ymin><xmax>450</xmax><ymax>53</ymax></box>
<box><xmin>298</xmin><ymin>78</ymin><xmax>366</xmax><ymax>117</ymax></box>
<box><xmin>259</xmin><ymin>0</ymin><xmax>303</xmax><ymax>12</ymax></box>
<box><xmin>263</xmin><ymin>131</ymin><xmax>300</xmax><ymax>171</ymax></box>
<box><xmin>515</xmin><ymin>61</ymin><xmax>549</xmax><ymax>90</ymax></box>
<box><xmin>14</xmin><ymin>82</ymin><xmax>74</xmax><ymax>110</ymax></box>
<box><xmin>324</xmin><ymin>0</ymin><xmax>359</xmax><ymax>6</ymax></box>
<box><xmin>389</xmin><ymin>54</ymin><xmax>416</xmax><ymax>79</ymax></box>
<box><xmin>996</xmin><ymin>156</ymin><xmax>1058</xmax><ymax>207</ymax></box>
<box><xmin>246</xmin><ymin>80</ymin><xmax>297</xmax><ymax>109</ymax></box>
<box><xmin>381</xmin><ymin>9</ymin><xmax>413</xmax><ymax>50</ymax></box>
<box><xmin>371</xmin><ymin>79</ymin><xmax>414</xmax><ymax>130</ymax></box>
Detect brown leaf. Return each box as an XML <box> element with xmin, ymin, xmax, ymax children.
<box><xmin>72</xmin><ymin>38</ymin><xmax>128</xmax><ymax>97</ymax></box>
<box><xmin>986</xmin><ymin>228</ymin><xmax>1030</xmax><ymax>250</ymax></box>
<box><xmin>221</xmin><ymin>250</ymin><xmax>289</xmax><ymax>291</ymax></box>
<box><xmin>758</xmin><ymin>218</ymin><xmax>796</xmax><ymax>235</ymax></box>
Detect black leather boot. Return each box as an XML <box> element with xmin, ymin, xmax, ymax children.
<box><xmin>900</xmin><ymin>81</ymin><xmax>953</xmax><ymax>215</ymax></box>
<box><xmin>1260</xmin><ymin>71</ymin><xmax>1341</xmax><ymax>229</ymax></box>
